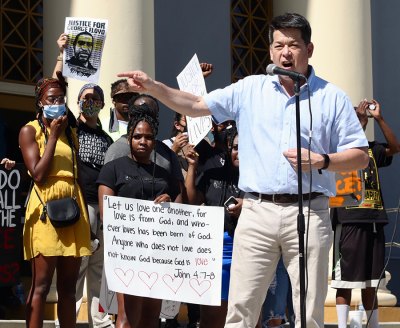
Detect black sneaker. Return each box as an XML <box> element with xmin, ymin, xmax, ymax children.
<box><xmin>164</xmin><ymin>318</ymin><xmax>180</xmax><ymax>328</ymax></box>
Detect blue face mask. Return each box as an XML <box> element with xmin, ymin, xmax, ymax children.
<box><xmin>42</xmin><ymin>104</ymin><xmax>66</xmax><ymax>119</ymax></box>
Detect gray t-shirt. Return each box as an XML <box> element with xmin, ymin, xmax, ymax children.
<box><xmin>104</xmin><ymin>135</ymin><xmax>184</xmax><ymax>181</ymax></box>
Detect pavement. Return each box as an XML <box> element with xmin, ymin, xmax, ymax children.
<box><xmin>1</xmin><ymin>321</ymin><xmax>400</xmax><ymax>328</ymax></box>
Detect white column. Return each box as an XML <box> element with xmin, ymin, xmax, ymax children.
<box><xmin>42</xmin><ymin>0</ymin><xmax>155</xmax><ymax>303</ymax></box>
<box><xmin>273</xmin><ymin>0</ymin><xmax>374</xmax><ymax>137</ymax></box>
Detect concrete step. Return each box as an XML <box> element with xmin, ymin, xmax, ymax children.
<box><xmin>0</xmin><ymin>321</ymin><xmax>88</xmax><ymax>328</ymax></box>
<box><xmin>0</xmin><ymin>320</ymin><xmax>399</xmax><ymax>328</ymax></box>
<box><xmin>325</xmin><ymin>306</ymin><xmax>400</xmax><ymax>323</ymax></box>
<box><xmin>2</xmin><ymin>321</ymin><xmax>399</xmax><ymax>328</ymax></box>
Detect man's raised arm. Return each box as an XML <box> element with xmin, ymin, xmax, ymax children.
<box><xmin>118</xmin><ymin>70</ymin><xmax>211</xmax><ymax>117</ymax></box>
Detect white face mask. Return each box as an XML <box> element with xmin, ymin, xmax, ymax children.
<box><xmin>42</xmin><ymin>104</ymin><xmax>66</xmax><ymax>119</ymax></box>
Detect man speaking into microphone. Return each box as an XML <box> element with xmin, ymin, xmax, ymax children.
<box><xmin>118</xmin><ymin>12</ymin><xmax>369</xmax><ymax>328</ymax></box>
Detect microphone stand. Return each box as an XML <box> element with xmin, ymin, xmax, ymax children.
<box><xmin>293</xmin><ymin>76</ymin><xmax>307</xmax><ymax>328</ymax></box>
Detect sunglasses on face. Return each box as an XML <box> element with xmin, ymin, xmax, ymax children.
<box><xmin>113</xmin><ymin>93</ymin><xmax>136</xmax><ymax>103</ymax></box>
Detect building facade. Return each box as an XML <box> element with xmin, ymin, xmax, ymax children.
<box><xmin>0</xmin><ymin>0</ymin><xmax>398</xmax><ymax>316</ymax></box>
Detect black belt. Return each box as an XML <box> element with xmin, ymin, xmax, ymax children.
<box><xmin>249</xmin><ymin>192</ymin><xmax>324</xmax><ymax>204</ymax></box>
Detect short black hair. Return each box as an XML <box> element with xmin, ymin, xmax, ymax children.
<box><xmin>268</xmin><ymin>13</ymin><xmax>312</xmax><ymax>45</ymax></box>
<box><xmin>73</xmin><ymin>31</ymin><xmax>93</xmax><ymax>48</ymax></box>
<box><xmin>170</xmin><ymin>112</ymin><xmax>185</xmax><ymax>137</ymax></box>
<box><xmin>129</xmin><ymin>94</ymin><xmax>159</xmax><ymax>118</ymax></box>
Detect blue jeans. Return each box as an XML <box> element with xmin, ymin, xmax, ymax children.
<box><xmin>222</xmin><ymin>231</ymin><xmax>233</xmax><ymax>300</ymax></box>
<box><xmin>262</xmin><ymin>258</ymin><xmax>294</xmax><ymax>328</ymax></box>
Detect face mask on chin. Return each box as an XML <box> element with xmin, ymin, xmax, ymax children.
<box><xmin>42</xmin><ymin>104</ymin><xmax>66</xmax><ymax>119</ymax></box>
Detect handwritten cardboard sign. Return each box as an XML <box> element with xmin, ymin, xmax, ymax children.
<box><xmin>329</xmin><ymin>170</ymin><xmax>364</xmax><ymax>208</ymax></box>
<box><xmin>177</xmin><ymin>54</ymin><xmax>212</xmax><ymax>146</ymax></box>
<box><xmin>103</xmin><ymin>196</ymin><xmax>224</xmax><ymax>305</ymax></box>
<box><xmin>63</xmin><ymin>17</ymin><xmax>108</xmax><ymax>83</ymax></box>
<box><xmin>0</xmin><ymin>164</ymin><xmax>29</xmax><ymax>286</ymax></box>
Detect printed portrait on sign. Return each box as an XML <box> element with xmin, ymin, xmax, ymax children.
<box><xmin>63</xmin><ymin>17</ymin><xmax>108</xmax><ymax>84</ymax></box>
<box><xmin>66</xmin><ymin>31</ymin><xmax>97</xmax><ymax>76</ymax></box>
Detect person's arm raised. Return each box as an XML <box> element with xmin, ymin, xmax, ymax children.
<box><xmin>52</xmin><ymin>33</ymin><xmax>68</xmax><ymax>78</ymax></box>
<box><xmin>368</xmin><ymin>100</ymin><xmax>400</xmax><ymax>157</ymax></box>
<box><xmin>117</xmin><ymin>70</ymin><xmax>211</xmax><ymax>117</ymax></box>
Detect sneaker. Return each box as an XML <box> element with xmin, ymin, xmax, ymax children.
<box><xmin>187</xmin><ymin>322</ymin><xmax>199</xmax><ymax>328</ymax></box>
<box><xmin>164</xmin><ymin>318</ymin><xmax>180</xmax><ymax>328</ymax></box>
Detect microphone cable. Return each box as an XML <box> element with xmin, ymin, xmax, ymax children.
<box><xmin>365</xmin><ymin>193</ymin><xmax>400</xmax><ymax>328</ymax></box>
<box><xmin>304</xmin><ymin>80</ymin><xmax>313</xmax><ymax>305</ymax></box>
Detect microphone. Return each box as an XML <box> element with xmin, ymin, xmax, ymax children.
<box><xmin>266</xmin><ymin>64</ymin><xmax>306</xmax><ymax>81</ymax></box>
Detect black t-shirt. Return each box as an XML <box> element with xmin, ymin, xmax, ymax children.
<box><xmin>77</xmin><ymin>120</ymin><xmax>113</xmax><ymax>203</ymax></box>
<box><xmin>97</xmin><ymin>156</ymin><xmax>180</xmax><ymax>201</ymax></box>
<box><xmin>196</xmin><ymin>153</ymin><xmax>244</xmax><ymax>237</ymax></box>
<box><xmin>104</xmin><ymin>135</ymin><xmax>184</xmax><ymax>183</ymax></box>
<box><xmin>332</xmin><ymin>141</ymin><xmax>392</xmax><ymax>225</ymax></box>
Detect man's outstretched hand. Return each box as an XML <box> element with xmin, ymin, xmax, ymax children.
<box><xmin>117</xmin><ymin>70</ymin><xmax>155</xmax><ymax>93</ymax></box>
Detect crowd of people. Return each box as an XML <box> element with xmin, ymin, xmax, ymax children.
<box><xmin>1</xmin><ymin>11</ymin><xmax>399</xmax><ymax>328</ymax></box>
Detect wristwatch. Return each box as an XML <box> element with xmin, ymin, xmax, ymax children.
<box><xmin>318</xmin><ymin>154</ymin><xmax>330</xmax><ymax>174</ymax></box>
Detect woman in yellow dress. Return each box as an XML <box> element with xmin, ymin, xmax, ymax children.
<box><xmin>19</xmin><ymin>75</ymin><xmax>91</xmax><ymax>328</ymax></box>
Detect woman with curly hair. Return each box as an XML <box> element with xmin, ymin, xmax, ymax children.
<box><xmin>98</xmin><ymin>104</ymin><xmax>183</xmax><ymax>328</ymax></box>
<box><xmin>19</xmin><ymin>74</ymin><xmax>91</xmax><ymax>328</ymax></box>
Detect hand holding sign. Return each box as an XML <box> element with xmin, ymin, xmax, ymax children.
<box><xmin>63</xmin><ymin>17</ymin><xmax>108</xmax><ymax>83</ymax></box>
<box><xmin>177</xmin><ymin>54</ymin><xmax>213</xmax><ymax>146</ymax></box>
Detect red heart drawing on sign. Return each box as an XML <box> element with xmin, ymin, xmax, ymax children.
<box><xmin>162</xmin><ymin>274</ymin><xmax>184</xmax><ymax>294</ymax></box>
<box><xmin>189</xmin><ymin>279</ymin><xmax>212</xmax><ymax>297</ymax></box>
<box><xmin>138</xmin><ymin>271</ymin><xmax>158</xmax><ymax>290</ymax></box>
<box><xmin>114</xmin><ymin>268</ymin><xmax>134</xmax><ymax>287</ymax></box>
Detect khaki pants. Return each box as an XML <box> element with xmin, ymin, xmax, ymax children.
<box><xmin>225</xmin><ymin>194</ymin><xmax>333</xmax><ymax>328</ymax></box>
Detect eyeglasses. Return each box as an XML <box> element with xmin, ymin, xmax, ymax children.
<box><xmin>113</xmin><ymin>92</ymin><xmax>136</xmax><ymax>103</ymax></box>
<box><xmin>77</xmin><ymin>40</ymin><xmax>93</xmax><ymax>47</ymax></box>
<box><xmin>45</xmin><ymin>95</ymin><xmax>66</xmax><ymax>104</ymax></box>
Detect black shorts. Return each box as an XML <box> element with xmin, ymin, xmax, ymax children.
<box><xmin>331</xmin><ymin>223</ymin><xmax>385</xmax><ymax>289</ymax></box>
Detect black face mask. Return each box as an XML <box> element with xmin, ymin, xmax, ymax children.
<box><xmin>215</xmin><ymin>129</ymin><xmax>226</xmax><ymax>143</ymax></box>
<box><xmin>177</xmin><ymin>123</ymin><xmax>187</xmax><ymax>133</ymax></box>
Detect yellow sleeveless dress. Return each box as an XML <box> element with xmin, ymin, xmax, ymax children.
<box><xmin>23</xmin><ymin>120</ymin><xmax>91</xmax><ymax>260</ymax></box>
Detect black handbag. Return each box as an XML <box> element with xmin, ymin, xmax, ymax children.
<box><xmin>34</xmin><ymin>132</ymin><xmax>81</xmax><ymax>228</ymax></box>
<box><xmin>41</xmin><ymin>197</ymin><xmax>80</xmax><ymax>228</ymax></box>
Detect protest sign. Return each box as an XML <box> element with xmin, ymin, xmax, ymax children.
<box><xmin>99</xmin><ymin>267</ymin><xmax>180</xmax><ymax>318</ymax></box>
<box><xmin>0</xmin><ymin>164</ymin><xmax>29</xmax><ymax>286</ymax></box>
<box><xmin>103</xmin><ymin>196</ymin><xmax>224</xmax><ymax>305</ymax></box>
<box><xmin>177</xmin><ymin>54</ymin><xmax>213</xmax><ymax>146</ymax></box>
<box><xmin>63</xmin><ymin>17</ymin><xmax>108</xmax><ymax>83</ymax></box>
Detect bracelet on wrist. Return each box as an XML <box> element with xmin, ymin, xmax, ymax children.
<box><xmin>318</xmin><ymin>154</ymin><xmax>330</xmax><ymax>174</ymax></box>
